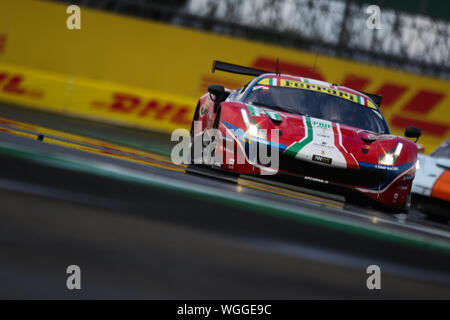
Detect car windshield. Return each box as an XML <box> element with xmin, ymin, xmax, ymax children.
<box><xmin>431</xmin><ymin>141</ymin><xmax>450</xmax><ymax>159</ymax></box>
<box><xmin>244</xmin><ymin>85</ymin><xmax>389</xmax><ymax>133</ymax></box>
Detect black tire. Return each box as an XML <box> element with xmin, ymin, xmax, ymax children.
<box><xmin>189</xmin><ymin>102</ymin><xmax>220</xmax><ymax>168</ymax></box>
<box><xmin>211</xmin><ymin>107</ymin><xmax>239</xmax><ymax>177</ymax></box>
<box><xmin>209</xmin><ymin>106</ymin><xmax>221</xmax><ymax>162</ymax></box>
<box><xmin>213</xmin><ymin>105</ymin><xmax>221</xmax><ymax>130</ymax></box>
<box><xmin>345</xmin><ymin>193</ymin><xmax>370</xmax><ymax>207</ymax></box>
<box><xmin>372</xmin><ymin>201</ymin><xmax>409</xmax><ymax>214</ymax></box>
<box><xmin>189</xmin><ymin>101</ymin><xmax>200</xmax><ymax>137</ymax></box>
<box><xmin>189</xmin><ymin>102</ymin><xmax>201</xmax><ymax>166</ymax></box>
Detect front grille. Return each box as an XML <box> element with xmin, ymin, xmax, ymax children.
<box><xmin>278</xmin><ymin>154</ymin><xmax>386</xmax><ymax>189</ymax></box>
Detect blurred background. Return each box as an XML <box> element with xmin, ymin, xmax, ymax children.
<box><xmin>0</xmin><ymin>0</ymin><xmax>449</xmax><ymax>152</ymax></box>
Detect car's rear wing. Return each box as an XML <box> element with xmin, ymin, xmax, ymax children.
<box><xmin>212</xmin><ymin>60</ymin><xmax>383</xmax><ymax>107</ymax></box>
<box><xmin>212</xmin><ymin>60</ymin><xmax>270</xmax><ymax>77</ymax></box>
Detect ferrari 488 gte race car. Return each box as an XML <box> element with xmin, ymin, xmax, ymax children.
<box><xmin>190</xmin><ymin>61</ymin><xmax>422</xmax><ymax>212</ymax></box>
<box><xmin>412</xmin><ymin>139</ymin><xmax>450</xmax><ymax>219</ymax></box>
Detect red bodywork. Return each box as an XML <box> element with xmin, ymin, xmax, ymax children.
<box><xmin>192</xmin><ymin>74</ymin><xmax>418</xmax><ymax>210</ymax></box>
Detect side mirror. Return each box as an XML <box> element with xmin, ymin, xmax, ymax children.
<box><xmin>208</xmin><ymin>84</ymin><xmax>226</xmax><ymax>113</ymax></box>
<box><xmin>208</xmin><ymin>84</ymin><xmax>225</xmax><ymax>101</ymax></box>
<box><xmin>405</xmin><ymin>126</ymin><xmax>421</xmax><ymax>142</ymax></box>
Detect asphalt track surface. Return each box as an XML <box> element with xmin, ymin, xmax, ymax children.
<box><xmin>0</xmin><ymin>103</ymin><xmax>450</xmax><ymax>299</ymax></box>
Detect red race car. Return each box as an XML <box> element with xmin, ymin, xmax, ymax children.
<box><xmin>190</xmin><ymin>61</ymin><xmax>421</xmax><ymax>212</ymax></box>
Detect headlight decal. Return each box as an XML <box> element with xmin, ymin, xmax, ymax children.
<box><xmin>240</xmin><ymin>108</ymin><xmax>267</xmax><ymax>140</ymax></box>
<box><xmin>221</xmin><ymin>120</ymin><xmax>286</xmax><ymax>150</ymax></box>
<box><xmin>358</xmin><ymin>161</ymin><xmax>416</xmax><ymax>190</ymax></box>
<box><xmin>240</xmin><ymin>108</ymin><xmax>250</xmax><ymax>127</ymax></box>
<box><xmin>394</xmin><ymin>143</ymin><xmax>403</xmax><ymax>157</ymax></box>
<box><xmin>378</xmin><ymin>142</ymin><xmax>403</xmax><ymax>166</ymax></box>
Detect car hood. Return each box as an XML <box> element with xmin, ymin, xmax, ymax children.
<box><xmin>242</xmin><ymin>104</ymin><xmax>403</xmax><ymax>170</ymax></box>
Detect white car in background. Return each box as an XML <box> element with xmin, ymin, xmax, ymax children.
<box><xmin>412</xmin><ymin>139</ymin><xmax>450</xmax><ymax>220</ymax></box>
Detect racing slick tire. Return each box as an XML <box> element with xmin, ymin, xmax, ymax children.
<box><xmin>189</xmin><ymin>101</ymin><xmax>206</xmax><ymax>167</ymax></box>
<box><xmin>212</xmin><ymin>107</ymin><xmax>239</xmax><ymax>177</ymax></box>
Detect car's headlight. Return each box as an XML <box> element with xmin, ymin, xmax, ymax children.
<box><xmin>379</xmin><ymin>153</ymin><xmax>395</xmax><ymax>166</ymax></box>
<box><xmin>247</xmin><ymin>124</ymin><xmax>258</xmax><ymax>136</ymax></box>
<box><xmin>247</xmin><ymin>124</ymin><xmax>267</xmax><ymax>139</ymax></box>
<box><xmin>379</xmin><ymin>143</ymin><xmax>403</xmax><ymax>166</ymax></box>
<box><xmin>241</xmin><ymin>109</ymin><xmax>267</xmax><ymax>140</ymax></box>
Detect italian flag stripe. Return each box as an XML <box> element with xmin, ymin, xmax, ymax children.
<box><xmin>266</xmin><ymin>111</ymin><xmax>282</xmax><ymax>121</ymax></box>
<box><xmin>284</xmin><ymin>117</ymin><xmax>313</xmax><ymax>157</ymax></box>
<box><xmin>269</xmin><ymin>78</ymin><xmax>278</xmax><ymax>86</ymax></box>
<box><xmin>357</xmin><ymin>95</ymin><xmax>365</xmax><ymax>106</ymax></box>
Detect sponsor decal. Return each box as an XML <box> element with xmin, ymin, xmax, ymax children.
<box><xmin>246</xmin><ymin>104</ymin><xmax>266</xmax><ymax>117</ymax></box>
<box><xmin>375</xmin><ymin>164</ymin><xmax>399</xmax><ymax>171</ymax></box>
<box><xmin>268</xmin><ymin>78</ymin><xmax>278</xmax><ymax>86</ymax></box>
<box><xmin>312</xmin><ymin>120</ymin><xmax>332</xmax><ymax>130</ymax></box>
<box><xmin>91</xmin><ymin>92</ymin><xmax>192</xmax><ymax>126</ymax></box>
<box><xmin>304</xmin><ymin>176</ymin><xmax>329</xmax><ymax>184</ymax></box>
<box><xmin>0</xmin><ymin>71</ymin><xmax>44</xmax><ymax>99</ymax></box>
<box><xmin>257</xmin><ymin>78</ymin><xmax>279</xmax><ymax>86</ymax></box>
<box><xmin>284</xmin><ymin>117</ymin><xmax>353</xmax><ymax>169</ymax></box>
<box><xmin>317</xmin><ymin>133</ymin><xmax>331</xmax><ymax>139</ymax></box>
<box><xmin>284</xmin><ymin>116</ymin><xmax>313</xmax><ymax>157</ymax></box>
<box><xmin>258</xmin><ymin>78</ymin><xmax>377</xmax><ymax>109</ymax></box>
<box><xmin>247</xmin><ymin>104</ymin><xmax>282</xmax><ymax>122</ymax></box>
<box><xmin>366</xmin><ymin>133</ymin><xmax>396</xmax><ymax>140</ymax></box>
<box><xmin>312</xmin><ymin>154</ymin><xmax>333</xmax><ymax>165</ymax></box>
<box><xmin>313</xmin><ymin>142</ymin><xmax>333</xmax><ymax>150</ymax></box>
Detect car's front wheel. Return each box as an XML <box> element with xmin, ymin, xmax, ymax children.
<box><xmin>189</xmin><ymin>101</ymin><xmax>202</xmax><ymax>166</ymax></box>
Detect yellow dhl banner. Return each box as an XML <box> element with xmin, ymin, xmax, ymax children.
<box><xmin>0</xmin><ymin>63</ymin><xmax>195</xmax><ymax>132</ymax></box>
<box><xmin>0</xmin><ymin>0</ymin><xmax>449</xmax><ymax>152</ymax></box>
